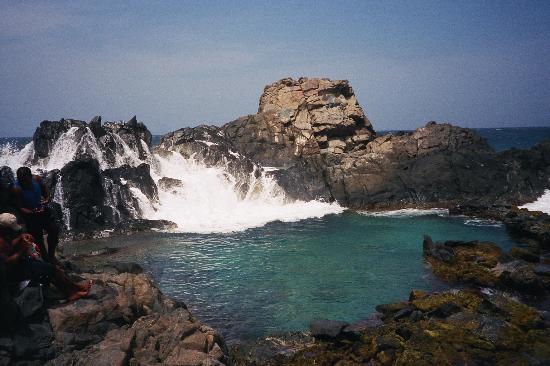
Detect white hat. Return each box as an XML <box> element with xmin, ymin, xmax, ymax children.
<box><xmin>0</xmin><ymin>213</ymin><xmax>22</xmax><ymax>231</ymax></box>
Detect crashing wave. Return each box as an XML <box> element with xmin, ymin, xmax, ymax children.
<box><xmin>0</xmin><ymin>122</ymin><xmax>343</xmax><ymax>233</ymax></box>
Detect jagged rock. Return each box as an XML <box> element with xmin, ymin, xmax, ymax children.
<box><xmin>424</xmin><ymin>234</ymin><xmax>550</xmax><ymax>295</ymax></box>
<box><xmin>57</xmin><ymin>158</ymin><xmax>163</xmax><ymax>232</ymax></box>
<box><xmin>33</xmin><ymin>119</ymin><xmax>87</xmax><ymax>158</ymax></box>
<box><xmin>268</xmin><ymin>156</ymin><xmax>333</xmax><ymax>201</ymax></box>
<box><xmin>104</xmin><ymin>163</ymin><xmax>158</xmax><ymax>201</ymax></box>
<box><xmin>32</xmin><ymin>116</ymin><xmax>153</xmax><ymax>166</ymax></box>
<box><xmin>156</xmin><ymin>126</ymin><xmax>260</xmax><ymax>199</ymax></box>
<box><xmin>504</xmin><ymin>209</ymin><xmax>550</xmax><ymax>248</ymax></box>
<box><xmin>126</xmin><ymin>115</ymin><xmax>137</xmax><ymax>127</ymax></box>
<box><xmin>112</xmin><ymin>219</ymin><xmax>177</xmax><ymax>235</ymax></box>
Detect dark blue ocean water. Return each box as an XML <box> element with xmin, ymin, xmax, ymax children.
<box><xmin>3</xmin><ymin>127</ymin><xmax>550</xmax><ymax>152</ymax></box>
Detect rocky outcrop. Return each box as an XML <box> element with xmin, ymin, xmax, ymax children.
<box><xmin>33</xmin><ymin>119</ymin><xmax>86</xmax><ymax>159</ymax></box>
<box><xmin>233</xmin><ymin>289</ymin><xmax>550</xmax><ymax>365</ymax></box>
<box><xmin>423</xmin><ymin>236</ymin><xmax>502</xmax><ymax>287</ymax></box>
<box><xmin>223</xmin><ymin>77</ymin><xmax>375</xmax><ymax>166</ymax></box>
<box><xmin>56</xmin><ymin>158</ymin><xmax>165</xmax><ymax>234</ymax></box>
<box><xmin>32</xmin><ymin>115</ymin><xmax>152</xmax><ymax>167</ymax></box>
<box><xmin>423</xmin><ymin>234</ymin><xmax>550</xmax><ymax>295</ymax></box>
<box><xmin>163</xmin><ymin>78</ymin><xmax>550</xmax><ymax>209</ymax></box>
<box><xmin>1</xmin><ymin>263</ymin><xmax>229</xmax><ymax>365</ymax></box>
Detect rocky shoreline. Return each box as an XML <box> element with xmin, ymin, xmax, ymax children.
<box><xmin>1</xmin><ymin>77</ymin><xmax>549</xmax><ymax>365</ymax></box>
<box><xmin>231</xmin><ymin>206</ymin><xmax>550</xmax><ymax>365</ymax></box>
<box><xmin>0</xmin><ymin>258</ymin><xmax>230</xmax><ymax>365</ymax></box>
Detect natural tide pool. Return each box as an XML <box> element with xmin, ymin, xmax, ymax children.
<box><xmin>68</xmin><ymin>210</ymin><xmax>519</xmax><ymax>343</ymax></box>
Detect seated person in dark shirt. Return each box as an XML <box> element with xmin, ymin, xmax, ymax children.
<box><xmin>12</xmin><ymin>167</ymin><xmax>59</xmax><ymax>263</ymax></box>
<box><xmin>0</xmin><ymin>213</ymin><xmax>90</xmax><ymax>301</ymax></box>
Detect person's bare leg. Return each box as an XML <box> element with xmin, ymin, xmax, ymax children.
<box><xmin>53</xmin><ymin>266</ymin><xmax>89</xmax><ymax>300</ymax></box>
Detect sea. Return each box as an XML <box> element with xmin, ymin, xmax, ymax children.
<box><xmin>1</xmin><ymin>126</ymin><xmax>550</xmax><ymax>343</ymax></box>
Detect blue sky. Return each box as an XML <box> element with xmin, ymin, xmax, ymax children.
<box><xmin>1</xmin><ymin>0</ymin><xmax>549</xmax><ymax>136</ymax></box>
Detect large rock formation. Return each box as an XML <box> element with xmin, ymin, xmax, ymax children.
<box><xmin>324</xmin><ymin>123</ymin><xmax>550</xmax><ymax>208</ymax></box>
<box><xmin>223</xmin><ymin>77</ymin><xmax>375</xmax><ymax>166</ymax></box>
<box><xmin>169</xmin><ymin>77</ymin><xmax>550</xmax><ymax>209</ymax></box>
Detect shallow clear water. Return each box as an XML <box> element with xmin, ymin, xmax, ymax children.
<box><xmin>71</xmin><ymin>211</ymin><xmax>518</xmax><ymax>342</ymax></box>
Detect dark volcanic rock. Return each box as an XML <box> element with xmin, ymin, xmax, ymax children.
<box><xmin>32</xmin><ymin>115</ymin><xmax>153</xmax><ymax>166</ymax></box>
<box><xmin>33</xmin><ymin>119</ymin><xmax>86</xmax><ymax>158</ymax></box>
<box><xmin>268</xmin><ymin>156</ymin><xmax>333</xmax><ymax>201</ymax></box>
<box><xmin>112</xmin><ymin>219</ymin><xmax>177</xmax><ymax>234</ymax></box>
<box><xmin>60</xmin><ymin>159</ymin><xmax>108</xmax><ymax>231</ymax></box>
<box><xmin>104</xmin><ymin>163</ymin><xmax>158</xmax><ymax>201</ymax></box>
<box><xmin>156</xmin><ymin>126</ymin><xmax>261</xmax><ymax>199</ymax></box>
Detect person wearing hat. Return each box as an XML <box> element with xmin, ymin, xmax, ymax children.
<box><xmin>12</xmin><ymin>167</ymin><xmax>59</xmax><ymax>263</ymax></box>
<box><xmin>0</xmin><ymin>213</ymin><xmax>90</xmax><ymax>301</ymax></box>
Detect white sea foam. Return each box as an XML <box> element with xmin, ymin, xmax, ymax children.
<box><xmin>520</xmin><ymin>189</ymin><xmax>550</xmax><ymax>214</ymax></box>
<box><xmin>196</xmin><ymin>140</ymin><xmax>218</xmax><ymax>147</ymax></box>
<box><xmin>463</xmin><ymin>218</ymin><xmax>502</xmax><ymax>228</ymax></box>
<box><xmin>358</xmin><ymin>208</ymin><xmax>449</xmax><ymax>218</ymax></box>
<box><xmin>1</xmin><ymin>130</ymin><xmax>345</xmax><ymax>233</ymax></box>
<box><xmin>0</xmin><ymin>141</ymin><xmax>34</xmax><ymax>170</ymax></box>
<box><xmin>146</xmin><ymin>152</ymin><xmax>344</xmax><ymax>233</ymax></box>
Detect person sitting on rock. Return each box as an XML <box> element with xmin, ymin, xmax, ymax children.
<box><xmin>0</xmin><ymin>213</ymin><xmax>90</xmax><ymax>301</ymax></box>
<box><xmin>12</xmin><ymin>167</ymin><xmax>59</xmax><ymax>263</ymax></box>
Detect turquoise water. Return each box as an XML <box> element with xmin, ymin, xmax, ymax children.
<box><xmin>73</xmin><ymin>211</ymin><xmax>518</xmax><ymax>342</ymax></box>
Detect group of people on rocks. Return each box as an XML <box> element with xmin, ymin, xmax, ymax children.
<box><xmin>0</xmin><ymin>167</ymin><xmax>90</xmax><ymax>302</ymax></box>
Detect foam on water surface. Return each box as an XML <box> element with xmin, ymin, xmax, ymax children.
<box><xmin>0</xmin><ymin>130</ymin><xmax>344</xmax><ymax>233</ymax></box>
<box><xmin>358</xmin><ymin>208</ymin><xmax>449</xmax><ymax>218</ymax></box>
<box><xmin>146</xmin><ymin>152</ymin><xmax>344</xmax><ymax>233</ymax></box>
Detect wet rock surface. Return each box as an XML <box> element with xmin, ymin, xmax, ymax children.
<box><xmin>1</xmin><ymin>261</ymin><xmax>229</xmax><ymax>366</ymax></box>
<box><xmin>232</xmin><ymin>289</ymin><xmax>549</xmax><ymax>366</ymax></box>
